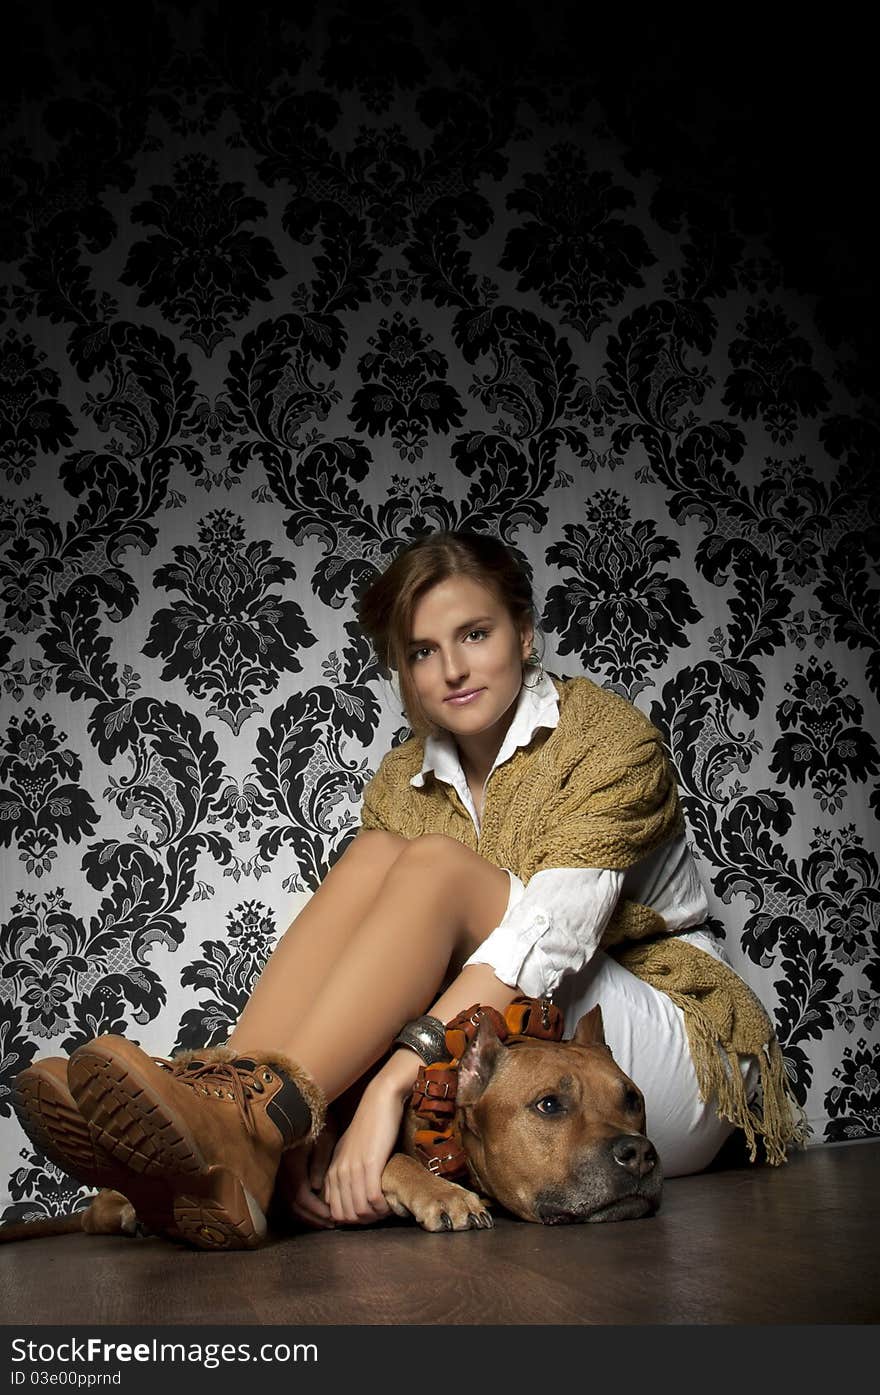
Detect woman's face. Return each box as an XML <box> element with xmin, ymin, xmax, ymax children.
<box><xmin>406</xmin><ymin>575</ymin><xmax>533</xmax><ymax>747</ymax></box>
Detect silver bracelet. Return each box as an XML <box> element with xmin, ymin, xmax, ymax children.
<box><xmin>392</xmin><ymin>1014</ymin><xmax>448</xmax><ymax>1065</ymax></box>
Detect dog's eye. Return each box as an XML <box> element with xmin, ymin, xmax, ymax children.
<box><xmin>623</xmin><ymin>1087</ymin><xmax>642</xmax><ymax>1114</ymax></box>
<box><xmin>534</xmin><ymin>1095</ymin><xmax>565</xmax><ymax>1116</ymax></box>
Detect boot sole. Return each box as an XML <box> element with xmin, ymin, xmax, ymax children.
<box><xmin>67</xmin><ymin>1038</ymin><xmax>266</xmax><ymax>1251</ymax></box>
<box><xmin>14</xmin><ymin>1069</ymin><xmax>101</xmax><ymax>1178</ymax></box>
<box><xmin>13</xmin><ymin>1064</ymin><xmax>178</xmax><ymax>1241</ymax></box>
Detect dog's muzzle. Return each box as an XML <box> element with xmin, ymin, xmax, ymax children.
<box><xmin>533</xmin><ymin>1132</ymin><xmax>663</xmax><ymax>1225</ymax></box>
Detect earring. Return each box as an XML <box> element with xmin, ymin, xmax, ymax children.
<box><xmin>522</xmin><ymin>649</ymin><xmax>544</xmax><ymax>689</ymax></box>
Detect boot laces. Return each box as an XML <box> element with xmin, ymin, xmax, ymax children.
<box><xmin>176</xmin><ymin>1058</ymin><xmax>273</xmax><ymax>1136</ymax></box>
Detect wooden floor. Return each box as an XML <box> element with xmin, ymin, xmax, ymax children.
<box><xmin>2</xmin><ymin>1140</ymin><xmax>878</xmax><ymax>1326</ymax></box>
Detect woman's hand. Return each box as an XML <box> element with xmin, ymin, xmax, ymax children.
<box><xmin>275</xmin><ymin>1118</ymin><xmax>338</xmax><ymax>1229</ymax></box>
<box><xmin>322</xmin><ymin>1051</ymin><xmax>419</xmax><ymax>1225</ymax></box>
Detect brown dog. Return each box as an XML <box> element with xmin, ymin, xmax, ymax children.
<box><xmin>382</xmin><ymin>1004</ymin><xmax>662</xmax><ymax>1230</ymax></box>
<box><xmin>1</xmin><ymin>1005</ymin><xmax>660</xmax><ymax>1243</ymax></box>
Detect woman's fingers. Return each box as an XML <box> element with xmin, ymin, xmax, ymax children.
<box><xmin>352</xmin><ymin>1164</ymin><xmax>390</xmax><ymax>1221</ymax></box>
<box><xmin>325</xmin><ymin>1168</ymin><xmax>364</xmax><ymax>1225</ymax></box>
<box><xmin>296</xmin><ymin>1181</ymin><xmax>334</xmax><ymax>1223</ymax></box>
<box><xmin>288</xmin><ymin>1197</ymin><xmax>335</xmax><ymax>1229</ymax></box>
<box><xmin>284</xmin><ymin>1178</ymin><xmax>335</xmax><ymax>1228</ymax></box>
<box><xmin>324</xmin><ymin>1172</ymin><xmax>360</xmax><ymax>1226</ymax></box>
<box><xmin>324</xmin><ymin>1162</ymin><xmax>390</xmax><ymax>1225</ymax></box>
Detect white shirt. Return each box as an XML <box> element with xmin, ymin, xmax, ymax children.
<box><xmin>410</xmin><ymin>670</ymin><xmax>710</xmax><ymax>997</ymax></box>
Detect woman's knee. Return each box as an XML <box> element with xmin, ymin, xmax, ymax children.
<box><xmin>391</xmin><ymin>836</ymin><xmax>507</xmax><ymax>918</ymax></box>
<box><xmin>353</xmin><ymin>828</ymin><xmax>408</xmax><ymax>853</ymax></box>
<box><xmin>392</xmin><ymin>833</ymin><xmax>469</xmax><ymax>873</ymax></box>
<box><xmin>346</xmin><ymin>828</ymin><xmax>409</xmax><ymax>874</ymax></box>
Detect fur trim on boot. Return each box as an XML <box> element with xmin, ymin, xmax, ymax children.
<box><xmin>170</xmin><ymin>1044</ymin><xmax>327</xmax><ymax>1142</ymax></box>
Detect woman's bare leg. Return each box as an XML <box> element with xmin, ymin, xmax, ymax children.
<box><xmin>230</xmin><ymin>834</ymin><xmax>511</xmax><ymax>1101</ymax></box>
<box><xmin>229</xmin><ymin>830</ymin><xmax>408</xmax><ymax>1049</ymax></box>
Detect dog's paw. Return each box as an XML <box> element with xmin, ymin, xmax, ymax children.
<box><xmin>381</xmin><ymin>1155</ymin><xmax>494</xmax><ymax>1232</ymax></box>
<box><xmin>415</xmin><ymin>1187</ymin><xmax>494</xmax><ymax>1233</ymax></box>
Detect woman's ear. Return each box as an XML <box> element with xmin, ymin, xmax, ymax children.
<box><xmin>520</xmin><ymin>620</ymin><xmax>535</xmax><ymax>660</ymax></box>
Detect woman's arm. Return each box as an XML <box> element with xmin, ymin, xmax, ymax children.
<box><xmin>321</xmin><ymin>962</ymin><xmax>517</xmax><ymax>1225</ymax></box>
<box><xmin>461</xmin><ymin>866</ymin><xmax>626</xmax><ymax>998</ymax></box>
<box><xmin>455</xmin><ymin>728</ymin><xmax>686</xmax><ymax>999</ymax></box>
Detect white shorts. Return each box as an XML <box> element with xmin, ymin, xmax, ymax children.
<box><xmin>501</xmin><ymin>874</ymin><xmax>759</xmax><ymax>1177</ymax></box>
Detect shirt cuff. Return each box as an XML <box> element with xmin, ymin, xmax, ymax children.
<box><xmin>463</xmin><ymin>867</ymin><xmax>625</xmax><ymax>997</ymax></box>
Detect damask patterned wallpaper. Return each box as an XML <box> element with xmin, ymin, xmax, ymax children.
<box><xmin>1</xmin><ymin>3</ymin><xmax>877</xmax><ymax>1222</ymax></box>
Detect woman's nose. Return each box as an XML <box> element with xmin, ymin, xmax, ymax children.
<box><xmin>441</xmin><ymin>646</ymin><xmax>467</xmax><ymax>681</ymax></box>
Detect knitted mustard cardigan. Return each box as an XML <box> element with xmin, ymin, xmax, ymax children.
<box><xmin>361</xmin><ymin>675</ymin><xmax>807</xmax><ymax>1165</ymax></box>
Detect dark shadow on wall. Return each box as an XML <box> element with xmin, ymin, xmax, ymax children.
<box><xmin>7</xmin><ymin>2</ymin><xmax>874</xmax><ymax>403</ymax></box>
<box><xmin>580</xmin><ymin>13</ymin><xmax>877</xmax><ymax>411</ymax></box>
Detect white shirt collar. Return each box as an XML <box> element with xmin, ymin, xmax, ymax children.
<box><xmin>410</xmin><ymin>669</ymin><xmax>560</xmax><ymax>790</ymax></box>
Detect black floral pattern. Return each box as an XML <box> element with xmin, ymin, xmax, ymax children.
<box><xmin>175</xmin><ymin>901</ymin><xmax>277</xmax><ymax>1051</ymax></box>
<box><xmin>0</xmin><ymin>332</ymin><xmax>76</xmax><ymax>485</ymax></box>
<box><xmin>722</xmin><ymin>301</ymin><xmax>831</xmax><ymax>445</ymax></box>
<box><xmin>502</xmin><ymin>146</ymin><xmax>657</xmax><ymax>340</ymax></box>
<box><xmin>0</xmin><ymin>711</ymin><xmax>100</xmax><ymax>875</ymax></box>
<box><xmin>350</xmin><ymin>314</ymin><xmax>465</xmax><ymax>460</ymax></box>
<box><xmin>121</xmin><ymin>155</ymin><xmax>286</xmax><ymax>356</ymax></box>
<box><xmin>543</xmin><ymin>490</ymin><xmax>702</xmax><ymax>698</ymax></box>
<box><xmin>825</xmin><ymin>1038</ymin><xmax>880</xmax><ymax>1141</ymax></box>
<box><xmin>143</xmin><ymin>509</ymin><xmax>318</xmax><ymax>731</ymax></box>
<box><xmin>771</xmin><ymin>664</ymin><xmax>880</xmax><ymax>814</ymax></box>
<box><xmin>1</xmin><ymin>2</ymin><xmax>877</xmax><ymax>1217</ymax></box>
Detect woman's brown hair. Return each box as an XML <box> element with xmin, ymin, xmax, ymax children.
<box><xmin>356</xmin><ymin>530</ymin><xmax>538</xmax><ymax>736</ymax></box>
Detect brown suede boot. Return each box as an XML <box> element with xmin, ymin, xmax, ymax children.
<box><xmin>67</xmin><ymin>1036</ymin><xmax>326</xmax><ymax>1251</ymax></box>
<box><xmin>13</xmin><ymin>1057</ymin><xmax>179</xmax><ymax>1239</ymax></box>
<box><xmin>13</xmin><ymin>1056</ymin><xmax>180</xmax><ymax>1240</ymax></box>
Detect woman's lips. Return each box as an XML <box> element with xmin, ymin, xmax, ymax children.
<box><xmin>444</xmin><ymin>689</ymin><xmax>484</xmax><ymax>706</ymax></box>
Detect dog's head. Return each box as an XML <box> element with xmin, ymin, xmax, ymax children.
<box><xmin>455</xmin><ymin>1005</ymin><xmax>663</xmax><ymax>1224</ymax></box>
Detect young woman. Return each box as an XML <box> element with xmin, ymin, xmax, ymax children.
<box><xmin>13</xmin><ymin>530</ymin><xmax>800</xmax><ymax>1249</ymax></box>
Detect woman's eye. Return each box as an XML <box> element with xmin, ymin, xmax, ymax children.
<box><xmin>534</xmin><ymin>1095</ymin><xmax>564</xmax><ymax>1116</ymax></box>
<box><xmin>465</xmin><ymin>629</ymin><xmax>488</xmax><ymax>642</ymax></box>
<box><xmin>410</xmin><ymin>647</ymin><xmax>431</xmax><ymax>662</ymax></box>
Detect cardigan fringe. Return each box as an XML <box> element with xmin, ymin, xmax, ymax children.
<box><xmin>616</xmin><ymin>938</ymin><xmax>809</xmax><ymax>1165</ymax></box>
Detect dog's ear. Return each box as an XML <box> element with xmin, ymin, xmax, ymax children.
<box><xmin>456</xmin><ymin>1013</ymin><xmax>505</xmax><ymax>1106</ymax></box>
<box><xmin>572</xmin><ymin>1004</ymin><xmax>607</xmax><ymax>1048</ymax></box>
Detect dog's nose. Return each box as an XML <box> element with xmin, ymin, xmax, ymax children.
<box><xmin>611</xmin><ymin>1135</ymin><xmax>657</xmax><ymax>1179</ymax></box>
